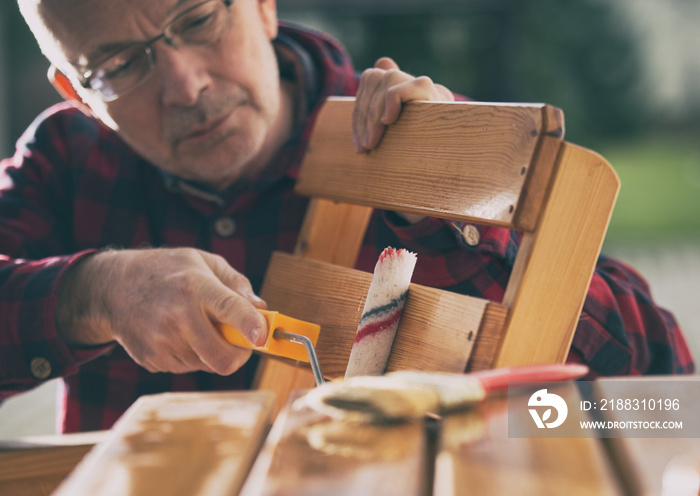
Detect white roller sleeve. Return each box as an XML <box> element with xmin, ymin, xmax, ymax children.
<box><xmin>345</xmin><ymin>247</ymin><xmax>417</xmax><ymax>378</ymax></box>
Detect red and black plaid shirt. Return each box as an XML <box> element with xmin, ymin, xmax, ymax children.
<box><xmin>0</xmin><ymin>23</ymin><xmax>693</xmax><ymax>433</ymax></box>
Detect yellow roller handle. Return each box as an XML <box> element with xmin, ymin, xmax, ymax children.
<box><xmin>218</xmin><ymin>310</ymin><xmax>321</xmax><ymax>363</ymax></box>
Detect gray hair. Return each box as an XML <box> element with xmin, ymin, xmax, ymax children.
<box><xmin>17</xmin><ymin>0</ymin><xmax>71</xmax><ymax>69</ymax></box>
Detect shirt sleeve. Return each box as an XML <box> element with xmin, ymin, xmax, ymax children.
<box><xmin>571</xmin><ymin>255</ymin><xmax>695</xmax><ymax>377</ymax></box>
<box><xmin>0</xmin><ymin>108</ymin><xmax>113</xmax><ymax>398</ymax></box>
<box><xmin>383</xmin><ymin>213</ymin><xmax>694</xmax><ymax>377</ymax></box>
<box><xmin>0</xmin><ymin>253</ymin><xmax>114</xmax><ymax>398</ymax></box>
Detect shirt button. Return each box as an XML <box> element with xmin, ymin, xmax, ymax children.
<box><xmin>461</xmin><ymin>224</ymin><xmax>480</xmax><ymax>246</ymax></box>
<box><xmin>30</xmin><ymin>357</ymin><xmax>52</xmax><ymax>380</ymax></box>
<box><xmin>214</xmin><ymin>217</ymin><xmax>236</xmax><ymax>237</ymax></box>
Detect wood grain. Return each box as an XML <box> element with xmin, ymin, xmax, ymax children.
<box><xmin>514</xmin><ymin>104</ymin><xmax>565</xmax><ymax>231</ymax></box>
<box><xmin>435</xmin><ymin>383</ymin><xmax>623</xmax><ymax>496</ymax></box>
<box><xmin>52</xmin><ymin>391</ymin><xmax>275</xmax><ymax>496</ymax></box>
<box><xmin>260</xmin><ymin>252</ymin><xmax>487</xmax><ymax>379</ymax></box>
<box><xmin>299</xmin><ymin>98</ymin><xmax>546</xmax><ymax>226</ymax></box>
<box><xmin>294</xmin><ymin>198</ymin><xmax>373</xmax><ymax>263</ymax></box>
<box><xmin>465</xmin><ymin>303</ymin><xmax>509</xmax><ymax>372</ymax></box>
<box><xmin>386</xmin><ymin>282</ymin><xmax>486</xmax><ymax>374</ymax></box>
<box><xmin>495</xmin><ymin>143</ymin><xmax>620</xmax><ymax>367</ymax></box>
<box><xmin>240</xmin><ymin>391</ymin><xmax>429</xmax><ymax>496</ymax></box>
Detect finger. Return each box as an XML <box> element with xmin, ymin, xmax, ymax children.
<box><xmin>157</xmin><ymin>353</ymin><xmax>211</xmax><ymax>374</ymax></box>
<box><xmin>434</xmin><ymin>83</ymin><xmax>456</xmax><ymax>102</ymax></box>
<box><xmin>140</xmin><ymin>353</ymin><xmax>215</xmax><ymax>374</ymax></box>
<box><xmin>354</xmin><ymin>59</ymin><xmax>408</xmax><ymax>152</ymax></box>
<box><xmin>382</xmin><ymin>78</ymin><xmax>455</xmax><ymax>128</ymax></box>
<box><xmin>199</xmin><ymin>251</ymin><xmax>267</xmax><ymax>309</ymax></box>
<box><xmin>188</xmin><ymin>321</ymin><xmax>254</xmax><ymax>376</ymax></box>
<box><xmin>121</xmin><ymin>320</ymin><xmax>217</xmax><ymax>374</ymax></box>
<box><xmin>167</xmin><ymin>340</ymin><xmax>216</xmax><ymax>374</ymax></box>
<box><xmin>200</xmin><ymin>278</ymin><xmax>268</xmax><ymax>347</ymax></box>
<box><xmin>353</xmin><ymin>68</ymin><xmax>384</xmax><ymax>153</ymax></box>
<box><xmin>360</xmin><ymin>70</ymin><xmax>414</xmax><ymax>151</ymax></box>
<box><xmin>382</xmin><ymin>76</ymin><xmax>438</xmax><ymax>125</ymax></box>
<box><xmin>374</xmin><ymin>56</ymin><xmax>400</xmax><ymax>71</ymax></box>
<box><xmin>373</xmin><ymin>58</ymin><xmax>404</xmax><ymax>129</ymax></box>
<box><xmin>168</xmin><ymin>309</ymin><xmax>253</xmax><ymax>376</ymax></box>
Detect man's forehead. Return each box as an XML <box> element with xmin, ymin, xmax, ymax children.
<box><xmin>37</xmin><ymin>0</ymin><xmax>201</xmax><ymax>66</ymax></box>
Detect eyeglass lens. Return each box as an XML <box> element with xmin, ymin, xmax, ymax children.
<box><xmin>87</xmin><ymin>0</ymin><xmax>230</xmax><ymax>100</ymax></box>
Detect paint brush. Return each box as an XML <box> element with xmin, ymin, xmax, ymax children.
<box><xmin>300</xmin><ymin>363</ymin><xmax>589</xmax><ymax>422</ymax></box>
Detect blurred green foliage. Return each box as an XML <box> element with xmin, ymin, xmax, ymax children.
<box><xmin>601</xmin><ymin>134</ymin><xmax>700</xmax><ymax>242</ymax></box>
<box><xmin>310</xmin><ymin>0</ymin><xmax>650</xmax><ymax>147</ymax></box>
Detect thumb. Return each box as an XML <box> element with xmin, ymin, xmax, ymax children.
<box><xmin>206</xmin><ymin>282</ymin><xmax>269</xmax><ymax>347</ymax></box>
<box><xmin>374</xmin><ymin>56</ymin><xmax>400</xmax><ymax>71</ymax></box>
<box><xmin>199</xmin><ymin>251</ymin><xmax>267</xmax><ymax>309</ymax></box>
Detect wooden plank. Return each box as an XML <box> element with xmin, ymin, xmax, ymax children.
<box><xmin>386</xmin><ymin>282</ymin><xmax>485</xmax><ymax>374</ymax></box>
<box><xmin>52</xmin><ymin>391</ymin><xmax>275</xmax><ymax>496</ymax></box>
<box><xmin>495</xmin><ymin>143</ymin><xmax>620</xmax><ymax>367</ymax></box>
<box><xmin>466</xmin><ymin>302</ymin><xmax>509</xmax><ymax>372</ymax></box>
<box><xmin>514</xmin><ymin>104</ymin><xmax>565</xmax><ymax>231</ymax></box>
<box><xmin>260</xmin><ymin>252</ymin><xmax>487</xmax><ymax>379</ymax></box>
<box><xmin>0</xmin><ymin>431</ymin><xmax>107</xmax><ymax>496</ymax></box>
<box><xmin>435</xmin><ymin>383</ymin><xmax>623</xmax><ymax>496</ymax></box>
<box><xmin>298</xmin><ymin>97</ymin><xmax>545</xmax><ymax>227</ymax></box>
<box><xmin>293</xmin><ymin>198</ymin><xmax>373</xmax><ymax>263</ymax></box>
<box><xmin>240</xmin><ymin>391</ymin><xmax>429</xmax><ymax>496</ymax></box>
<box><xmin>592</xmin><ymin>377</ymin><xmax>700</xmax><ymax>496</ymax></box>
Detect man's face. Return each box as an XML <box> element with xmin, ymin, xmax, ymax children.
<box><xmin>40</xmin><ymin>0</ymin><xmax>282</xmax><ymax>187</ymax></box>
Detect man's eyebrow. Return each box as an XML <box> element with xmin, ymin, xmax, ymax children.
<box><xmin>82</xmin><ymin>42</ymin><xmax>139</xmax><ymax>68</ymax></box>
<box><xmin>81</xmin><ymin>0</ymin><xmax>200</xmax><ymax>67</ymax></box>
<box><xmin>167</xmin><ymin>0</ymin><xmax>199</xmax><ymax>16</ymax></box>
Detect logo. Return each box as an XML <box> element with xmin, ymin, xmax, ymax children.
<box><xmin>528</xmin><ymin>389</ymin><xmax>568</xmax><ymax>429</ymax></box>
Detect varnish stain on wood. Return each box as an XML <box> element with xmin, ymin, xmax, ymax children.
<box><xmin>120</xmin><ymin>414</ymin><xmax>247</xmax><ymax>496</ymax></box>
<box><xmin>301</xmin><ymin>419</ymin><xmax>423</xmax><ymax>462</ymax></box>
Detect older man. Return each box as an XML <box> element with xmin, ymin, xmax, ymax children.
<box><xmin>0</xmin><ymin>0</ymin><xmax>693</xmax><ymax>432</ymax></box>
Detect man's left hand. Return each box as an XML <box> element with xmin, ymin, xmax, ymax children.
<box><xmin>352</xmin><ymin>57</ymin><xmax>454</xmax><ymax>154</ymax></box>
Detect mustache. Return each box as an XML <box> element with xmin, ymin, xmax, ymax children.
<box><xmin>163</xmin><ymin>89</ymin><xmax>250</xmax><ymax>142</ymax></box>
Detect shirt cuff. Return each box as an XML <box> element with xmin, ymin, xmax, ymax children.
<box><xmin>49</xmin><ymin>250</ymin><xmax>115</xmax><ymax>373</ymax></box>
<box><xmin>0</xmin><ymin>249</ymin><xmax>111</xmax><ymax>394</ymax></box>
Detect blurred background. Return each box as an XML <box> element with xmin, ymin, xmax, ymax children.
<box><xmin>0</xmin><ymin>0</ymin><xmax>698</xmax><ymax>438</ymax></box>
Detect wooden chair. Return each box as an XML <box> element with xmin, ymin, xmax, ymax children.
<box><xmin>254</xmin><ymin>97</ymin><xmax>620</xmax><ymax>407</ymax></box>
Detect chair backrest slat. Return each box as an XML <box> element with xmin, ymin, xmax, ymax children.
<box><xmin>298</xmin><ymin>98</ymin><xmax>559</xmax><ymax>229</ymax></box>
<box><xmin>261</xmin><ymin>252</ymin><xmax>491</xmax><ymax>379</ymax></box>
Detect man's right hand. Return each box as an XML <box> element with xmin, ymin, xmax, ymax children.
<box><xmin>56</xmin><ymin>248</ymin><xmax>268</xmax><ymax>376</ymax></box>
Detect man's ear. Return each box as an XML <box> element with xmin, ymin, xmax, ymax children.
<box><xmin>47</xmin><ymin>65</ymin><xmax>94</xmax><ymax>116</ymax></box>
<box><xmin>258</xmin><ymin>0</ymin><xmax>278</xmax><ymax>40</ymax></box>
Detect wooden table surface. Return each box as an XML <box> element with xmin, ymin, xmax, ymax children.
<box><xmin>593</xmin><ymin>377</ymin><xmax>700</xmax><ymax>496</ymax></box>
<box><xmin>435</xmin><ymin>383</ymin><xmax>623</xmax><ymax>496</ymax></box>
<box><xmin>11</xmin><ymin>377</ymin><xmax>699</xmax><ymax>496</ymax></box>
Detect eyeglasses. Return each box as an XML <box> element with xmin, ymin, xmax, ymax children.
<box><xmin>73</xmin><ymin>0</ymin><xmax>234</xmax><ymax>102</ymax></box>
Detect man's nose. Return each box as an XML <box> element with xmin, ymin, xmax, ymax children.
<box><xmin>155</xmin><ymin>44</ymin><xmax>212</xmax><ymax>107</ymax></box>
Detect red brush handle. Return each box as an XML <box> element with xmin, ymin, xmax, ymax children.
<box><xmin>473</xmin><ymin>364</ymin><xmax>589</xmax><ymax>392</ymax></box>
